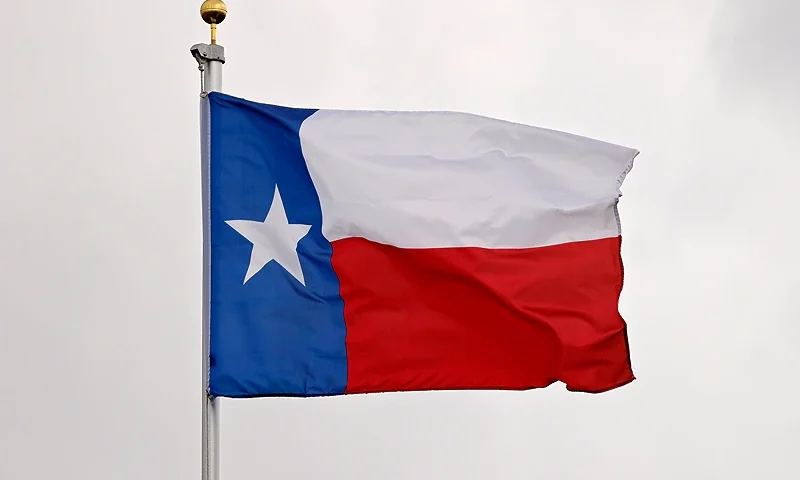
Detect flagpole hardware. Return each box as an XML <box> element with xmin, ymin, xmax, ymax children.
<box><xmin>196</xmin><ymin>4</ymin><xmax>226</xmax><ymax>480</ymax></box>
<box><xmin>200</xmin><ymin>0</ymin><xmax>227</xmax><ymax>45</ymax></box>
<box><xmin>191</xmin><ymin>43</ymin><xmax>226</xmax><ymax>66</ymax></box>
<box><xmin>191</xmin><ymin>42</ymin><xmax>225</xmax><ymax>96</ymax></box>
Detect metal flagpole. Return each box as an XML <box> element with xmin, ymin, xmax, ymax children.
<box><xmin>192</xmin><ymin>2</ymin><xmax>227</xmax><ymax>479</ymax></box>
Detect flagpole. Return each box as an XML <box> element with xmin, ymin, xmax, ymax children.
<box><xmin>192</xmin><ymin>2</ymin><xmax>227</xmax><ymax>479</ymax></box>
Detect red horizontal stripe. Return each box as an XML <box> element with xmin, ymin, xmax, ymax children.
<box><xmin>332</xmin><ymin>236</ymin><xmax>634</xmax><ymax>395</ymax></box>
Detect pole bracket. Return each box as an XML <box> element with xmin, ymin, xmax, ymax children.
<box><xmin>191</xmin><ymin>43</ymin><xmax>225</xmax><ymax>96</ymax></box>
<box><xmin>191</xmin><ymin>43</ymin><xmax>226</xmax><ymax>66</ymax></box>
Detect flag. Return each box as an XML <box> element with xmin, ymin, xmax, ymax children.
<box><xmin>205</xmin><ymin>92</ymin><xmax>638</xmax><ymax>398</ymax></box>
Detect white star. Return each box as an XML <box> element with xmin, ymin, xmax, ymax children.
<box><xmin>225</xmin><ymin>186</ymin><xmax>312</xmax><ymax>286</ymax></box>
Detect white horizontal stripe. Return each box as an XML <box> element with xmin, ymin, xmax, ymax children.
<box><xmin>299</xmin><ymin>110</ymin><xmax>637</xmax><ymax>249</ymax></box>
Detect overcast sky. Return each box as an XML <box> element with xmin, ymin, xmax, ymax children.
<box><xmin>2</xmin><ymin>0</ymin><xmax>799</xmax><ymax>478</ymax></box>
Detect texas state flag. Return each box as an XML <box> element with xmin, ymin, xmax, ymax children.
<box><xmin>204</xmin><ymin>92</ymin><xmax>638</xmax><ymax>398</ymax></box>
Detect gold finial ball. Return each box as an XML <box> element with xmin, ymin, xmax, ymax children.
<box><xmin>200</xmin><ymin>0</ymin><xmax>227</xmax><ymax>25</ymax></box>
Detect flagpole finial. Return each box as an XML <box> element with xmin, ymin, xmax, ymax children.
<box><xmin>200</xmin><ymin>0</ymin><xmax>227</xmax><ymax>45</ymax></box>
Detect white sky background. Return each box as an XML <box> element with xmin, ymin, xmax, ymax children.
<box><xmin>2</xmin><ymin>0</ymin><xmax>799</xmax><ymax>478</ymax></box>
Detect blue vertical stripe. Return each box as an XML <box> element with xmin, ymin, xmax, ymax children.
<box><xmin>208</xmin><ymin>92</ymin><xmax>348</xmax><ymax>397</ymax></box>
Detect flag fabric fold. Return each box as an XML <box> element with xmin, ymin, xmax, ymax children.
<box><xmin>206</xmin><ymin>92</ymin><xmax>637</xmax><ymax>397</ymax></box>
